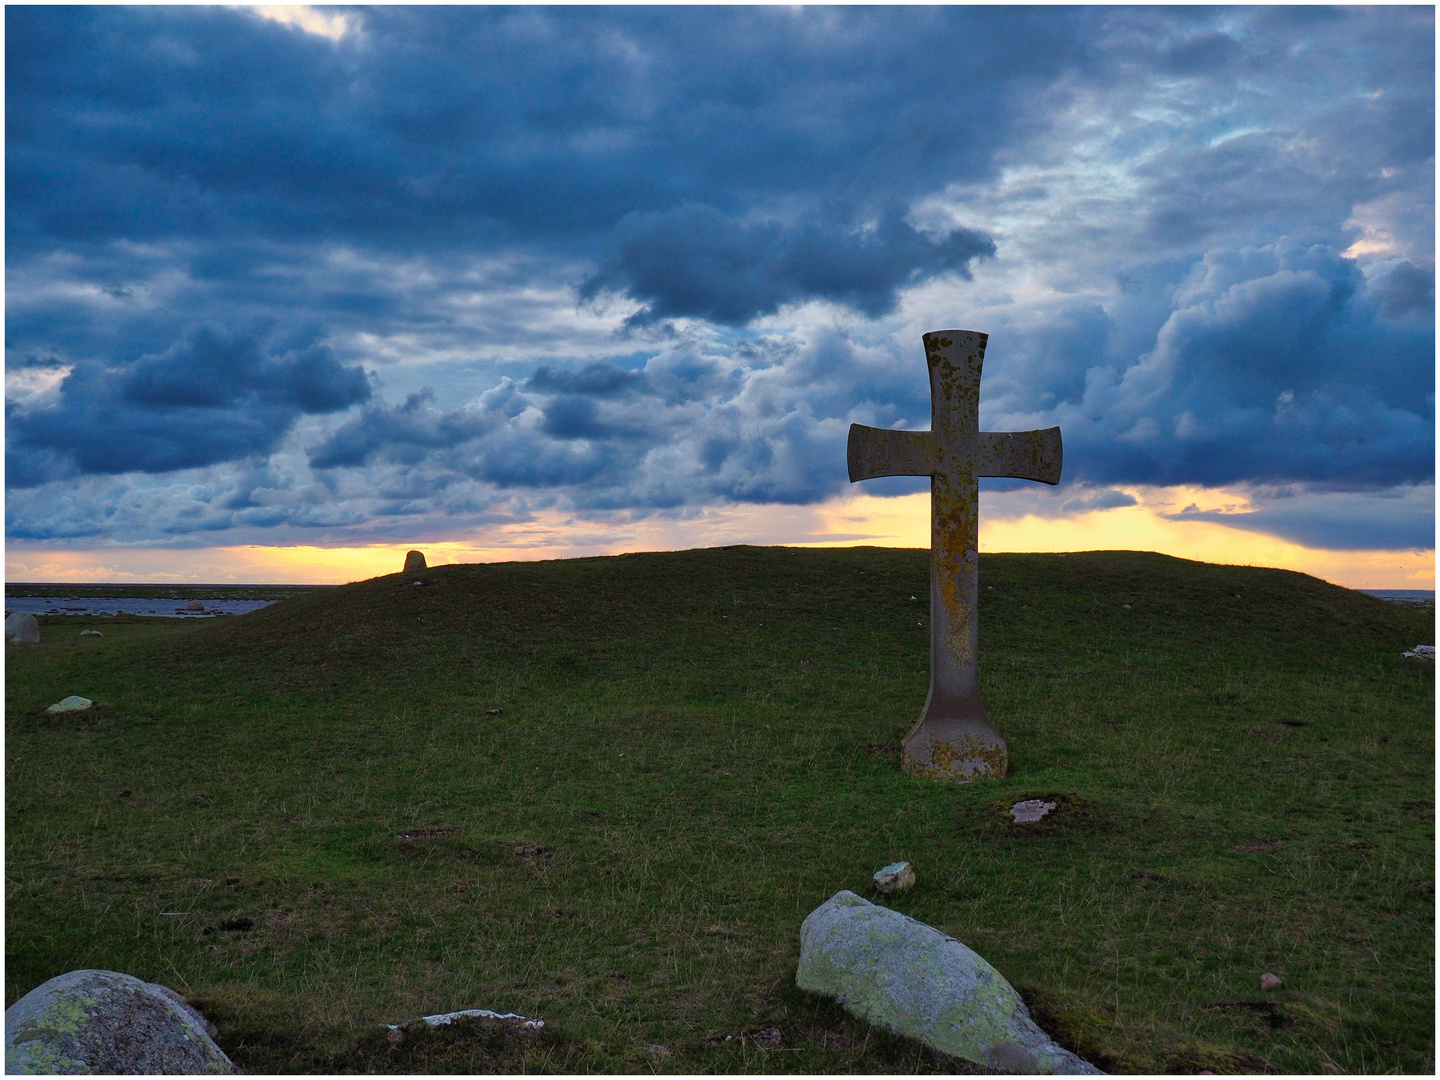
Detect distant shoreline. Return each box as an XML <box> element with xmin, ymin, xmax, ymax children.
<box><xmin>1358</xmin><ymin>589</ymin><xmax>1435</xmax><ymax>608</ymax></box>
<box><xmin>5</xmin><ymin>583</ymin><xmax>332</xmax><ymax>601</ymax></box>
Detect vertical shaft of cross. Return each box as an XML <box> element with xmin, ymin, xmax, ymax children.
<box><xmin>925</xmin><ymin>331</ymin><xmax>984</xmax><ymax>721</ymax></box>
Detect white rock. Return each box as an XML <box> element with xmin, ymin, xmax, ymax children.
<box><xmin>80</xmin><ymin>630</ymin><xmax>104</xmax><ymax>637</ymax></box>
<box><xmin>46</xmin><ymin>696</ymin><xmax>94</xmax><ymax>714</ymax></box>
<box><xmin>387</xmin><ymin>1008</ymin><xmax>543</xmax><ymax>1032</ymax></box>
<box><xmin>1259</xmin><ymin>972</ymin><xmax>1282</xmax><ymax>991</ymax></box>
<box><xmin>5</xmin><ymin>969</ymin><xmax>235</xmax><ymax>1074</ymax></box>
<box><xmin>1402</xmin><ymin>645</ymin><xmax>1434</xmax><ymax>659</ymax></box>
<box><xmin>5</xmin><ymin>613</ymin><xmax>40</xmax><ymax>645</ymax></box>
<box><xmin>873</xmin><ymin>860</ymin><xmax>916</xmax><ymax>893</ymax></box>
<box><xmin>797</xmin><ymin>892</ymin><xmax>1101</xmax><ymax>1073</ymax></box>
<box><xmin>1011</xmin><ymin>799</ymin><xmax>1057</xmax><ymax>823</ymax></box>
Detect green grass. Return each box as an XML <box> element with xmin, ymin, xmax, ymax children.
<box><xmin>5</xmin><ymin>546</ymin><xmax>1433</xmax><ymax>1073</ymax></box>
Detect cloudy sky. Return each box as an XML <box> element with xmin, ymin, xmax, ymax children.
<box><xmin>5</xmin><ymin>5</ymin><xmax>1434</xmax><ymax>586</ymax></box>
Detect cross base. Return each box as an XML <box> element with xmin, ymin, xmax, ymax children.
<box><xmin>901</xmin><ymin>715</ymin><xmax>1008</xmax><ymax>782</ymax></box>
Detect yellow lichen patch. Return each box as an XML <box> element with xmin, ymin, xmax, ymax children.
<box><xmin>903</xmin><ymin>732</ymin><xmax>1007</xmax><ymax>782</ymax></box>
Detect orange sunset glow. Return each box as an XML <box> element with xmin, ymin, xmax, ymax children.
<box><xmin>7</xmin><ymin>486</ymin><xmax>1431</xmax><ymax>591</ymax></box>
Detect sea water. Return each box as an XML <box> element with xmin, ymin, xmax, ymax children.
<box><xmin>3</xmin><ymin>596</ymin><xmax>280</xmax><ymax>618</ymax></box>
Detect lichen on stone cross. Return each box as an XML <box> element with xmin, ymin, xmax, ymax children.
<box><xmin>848</xmin><ymin>330</ymin><xmax>1062</xmax><ymax>781</ymax></box>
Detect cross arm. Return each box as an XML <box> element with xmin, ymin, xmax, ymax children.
<box><xmin>977</xmin><ymin>427</ymin><xmax>1063</xmax><ymax>484</ymax></box>
<box><xmin>847</xmin><ymin>424</ymin><xmax>939</xmax><ymax>482</ymax></box>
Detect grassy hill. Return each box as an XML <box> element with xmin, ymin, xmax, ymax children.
<box><xmin>5</xmin><ymin>546</ymin><xmax>1433</xmax><ymax>1073</ymax></box>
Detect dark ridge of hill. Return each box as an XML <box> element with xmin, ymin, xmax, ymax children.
<box><xmin>127</xmin><ymin>547</ymin><xmax>1431</xmax><ymax>708</ymax></box>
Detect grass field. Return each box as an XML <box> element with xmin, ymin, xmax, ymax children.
<box><xmin>5</xmin><ymin>546</ymin><xmax>1434</xmax><ymax>1073</ymax></box>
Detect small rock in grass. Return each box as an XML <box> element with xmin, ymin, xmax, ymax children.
<box><xmin>5</xmin><ymin>968</ymin><xmax>234</xmax><ymax>1074</ymax></box>
<box><xmin>1011</xmin><ymin>799</ymin><xmax>1057</xmax><ymax>823</ymax></box>
<box><xmin>385</xmin><ymin>1008</ymin><xmax>544</xmax><ymax>1035</ymax></box>
<box><xmin>753</xmin><ymin>1026</ymin><xmax>783</xmax><ymax>1048</ymax></box>
<box><xmin>80</xmin><ymin>630</ymin><xmax>104</xmax><ymax>637</ymax></box>
<box><xmin>1402</xmin><ymin>645</ymin><xmax>1434</xmax><ymax>660</ymax></box>
<box><xmin>403</xmin><ymin>549</ymin><xmax>427</xmax><ymax>573</ymax></box>
<box><xmin>46</xmin><ymin>695</ymin><xmax>94</xmax><ymax>714</ymax></box>
<box><xmin>1260</xmin><ymin>972</ymin><xmax>1282</xmax><ymax>991</ymax></box>
<box><xmin>5</xmin><ymin>613</ymin><xmax>40</xmax><ymax>645</ymax></box>
<box><xmin>646</xmin><ymin>1043</ymin><xmax>672</xmax><ymax>1057</ymax></box>
<box><xmin>873</xmin><ymin>860</ymin><xmax>916</xmax><ymax>893</ymax></box>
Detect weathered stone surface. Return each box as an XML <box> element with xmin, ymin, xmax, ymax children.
<box><xmin>1259</xmin><ymin>972</ymin><xmax>1282</xmax><ymax>991</ymax></box>
<box><xmin>847</xmin><ymin>332</ymin><xmax>1064</xmax><ymax>782</ymax></box>
<box><xmin>1402</xmin><ymin>645</ymin><xmax>1434</xmax><ymax>660</ymax></box>
<box><xmin>1011</xmin><ymin>799</ymin><xmax>1057</xmax><ymax>823</ymax></box>
<box><xmin>873</xmin><ymin>861</ymin><xmax>917</xmax><ymax>893</ymax></box>
<box><xmin>186</xmin><ymin>600</ymin><xmax>206</xmax><ymax>612</ymax></box>
<box><xmin>46</xmin><ymin>696</ymin><xmax>94</xmax><ymax>715</ymax></box>
<box><xmin>6</xmin><ymin>613</ymin><xmax>41</xmax><ymax>645</ymax></box>
<box><xmin>404</xmin><ymin>550</ymin><xmax>427</xmax><ymax>573</ymax></box>
<box><xmin>5</xmin><ymin>968</ymin><xmax>235</xmax><ymax>1074</ymax></box>
<box><xmin>797</xmin><ymin>891</ymin><xmax>1102</xmax><ymax>1074</ymax></box>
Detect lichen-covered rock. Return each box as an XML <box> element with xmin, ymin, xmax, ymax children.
<box><xmin>5</xmin><ymin>969</ymin><xmax>235</xmax><ymax>1074</ymax></box>
<box><xmin>797</xmin><ymin>891</ymin><xmax>1102</xmax><ymax>1074</ymax></box>
<box><xmin>403</xmin><ymin>550</ymin><xmax>427</xmax><ymax>573</ymax></box>
<box><xmin>6</xmin><ymin>612</ymin><xmax>40</xmax><ymax>645</ymax></box>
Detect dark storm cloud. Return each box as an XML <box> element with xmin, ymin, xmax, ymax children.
<box><xmin>1024</xmin><ymin>241</ymin><xmax>1434</xmax><ymax>493</ymax></box>
<box><xmin>4</xmin><ymin>6</ymin><xmax>1433</xmax><ymax>550</ymax></box>
<box><xmin>581</xmin><ymin>205</ymin><xmax>995</xmax><ymax>325</ymax></box>
<box><xmin>5</xmin><ymin>5</ymin><xmax>1078</xmax><ymax>256</ymax></box>
<box><xmin>1369</xmin><ymin>261</ymin><xmax>1435</xmax><ymax>318</ymax></box>
<box><xmin>7</xmin><ymin>325</ymin><xmax>369</xmax><ymax>486</ymax></box>
<box><xmin>1162</xmin><ymin>486</ymin><xmax>1435</xmax><ymax>552</ymax></box>
<box><xmin>527</xmin><ymin>362</ymin><xmax>648</xmax><ymax>398</ymax></box>
<box><xmin>1059</xmin><ymin>488</ymin><xmax>1138</xmax><ymax>514</ymax></box>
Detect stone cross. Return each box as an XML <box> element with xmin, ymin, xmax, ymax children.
<box><xmin>848</xmin><ymin>330</ymin><xmax>1062</xmax><ymax>781</ymax></box>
